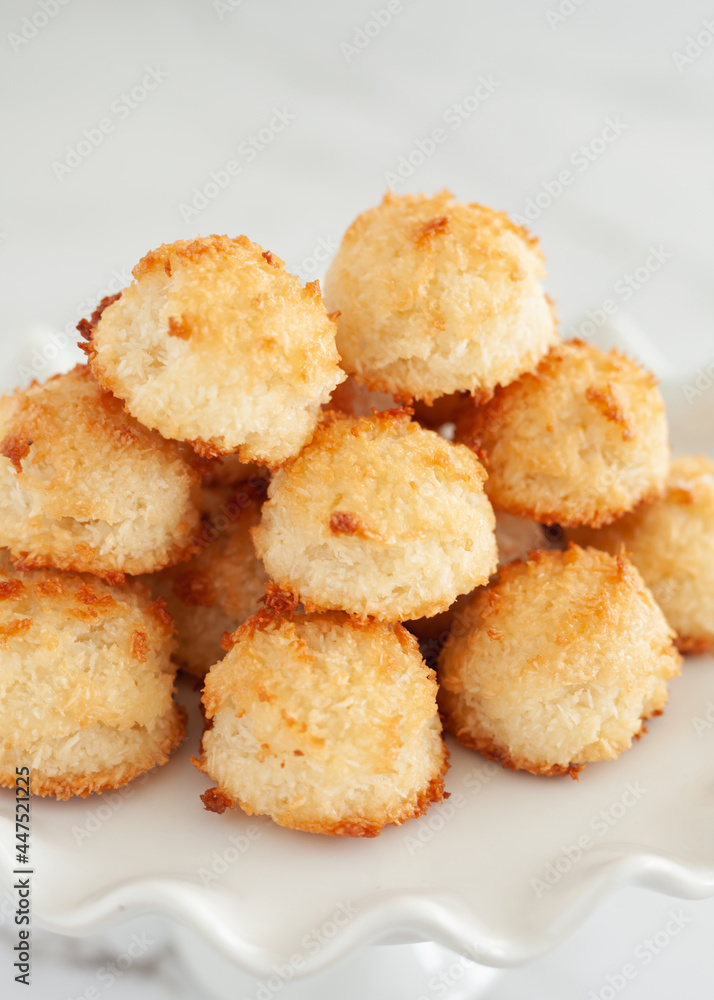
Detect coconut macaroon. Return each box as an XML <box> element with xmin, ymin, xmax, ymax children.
<box><xmin>0</xmin><ymin>567</ymin><xmax>184</xmax><ymax>798</ymax></box>
<box><xmin>323</xmin><ymin>191</ymin><xmax>557</xmax><ymax>401</ymax></box>
<box><xmin>194</xmin><ymin>610</ymin><xmax>448</xmax><ymax>836</ymax></box>
<box><xmin>438</xmin><ymin>545</ymin><xmax>681</xmax><ymax>777</ymax></box>
<box><xmin>570</xmin><ymin>455</ymin><xmax>714</xmax><ymax>654</ymax></box>
<box><xmin>0</xmin><ymin>366</ymin><xmax>201</xmax><ymax>582</ymax></box>
<box><xmin>149</xmin><ymin>486</ymin><xmax>269</xmax><ymax>677</ymax></box>
<box><xmin>252</xmin><ymin>411</ymin><xmax>498</xmax><ymax>621</ymax></box>
<box><xmin>82</xmin><ymin>235</ymin><xmax>346</xmax><ymax>467</ymax></box>
<box><xmin>456</xmin><ymin>340</ymin><xmax>669</xmax><ymax>528</ymax></box>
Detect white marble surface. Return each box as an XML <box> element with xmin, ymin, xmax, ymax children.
<box><xmin>0</xmin><ymin>0</ymin><xmax>712</xmax><ymax>996</ymax></box>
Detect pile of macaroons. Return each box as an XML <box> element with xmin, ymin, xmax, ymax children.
<box><xmin>1</xmin><ymin>192</ymin><xmax>712</xmax><ymax>837</ymax></box>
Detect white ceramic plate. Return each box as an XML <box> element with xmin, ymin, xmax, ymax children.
<box><xmin>1</xmin><ymin>318</ymin><xmax>712</xmax><ymax>982</ymax></box>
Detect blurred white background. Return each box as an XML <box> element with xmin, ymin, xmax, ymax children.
<box><xmin>0</xmin><ymin>0</ymin><xmax>712</xmax><ymax>996</ymax></box>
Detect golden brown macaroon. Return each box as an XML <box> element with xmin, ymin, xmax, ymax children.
<box><xmin>323</xmin><ymin>191</ymin><xmax>557</xmax><ymax>401</ymax></box>
<box><xmin>456</xmin><ymin>340</ymin><xmax>669</xmax><ymax>528</ymax></box>
<box><xmin>252</xmin><ymin>411</ymin><xmax>498</xmax><ymax>622</ymax></box>
<box><xmin>148</xmin><ymin>482</ymin><xmax>269</xmax><ymax>678</ymax></box>
<box><xmin>194</xmin><ymin>610</ymin><xmax>448</xmax><ymax>836</ymax></box>
<box><xmin>0</xmin><ymin>366</ymin><xmax>201</xmax><ymax>582</ymax></box>
<box><xmin>83</xmin><ymin>235</ymin><xmax>346</xmax><ymax>467</ymax></box>
<box><xmin>438</xmin><ymin>545</ymin><xmax>681</xmax><ymax>777</ymax></box>
<box><xmin>0</xmin><ymin>567</ymin><xmax>185</xmax><ymax>798</ymax></box>
<box><xmin>569</xmin><ymin>455</ymin><xmax>714</xmax><ymax>654</ymax></box>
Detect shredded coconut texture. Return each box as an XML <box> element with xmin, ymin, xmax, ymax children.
<box><xmin>570</xmin><ymin>455</ymin><xmax>714</xmax><ymax>654</ymax></box>
<box><xmin>438</xmin><ymin>545</ymin><xmax>681</xmax><ymax>776</ymax></box>
<box><xmin>323</xmin><ymin>190</ymin><xmax>557</xmax><ymax>401</ymax></box>
<box><xmin>456</xmin><ymin>340</ymin><xmax>669</xmax><ymax>527</ymax></box>
<box><xmin>0</xmin><ymin>565</ymin><xmax>184</xmax><ymax>798</ymax></box>
<box><xmin>0</xmin><ymin>365</ymin><xmax>201</xmax><ymax>580</ymax></box>
<box><xmin>196</xmin><ymin>611</ymin><xmax>448</xmax><ymax>836</ymax></box>
<box><xmin>252</xmin><ymin>411</ymin><xmax>498</xmax><ymax>621</ymax></box>
<box><xmin>86</xmin><ymin>235</ymin><xmax>345</xmax><ymax>466</ymax></box>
